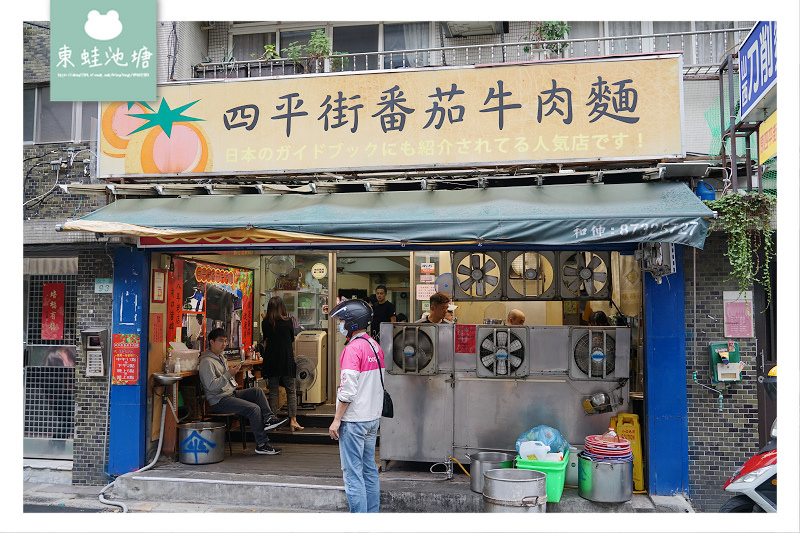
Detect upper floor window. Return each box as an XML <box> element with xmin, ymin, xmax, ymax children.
<box><xmin>24</xmin><ymin>86</ymin><xmax>98</xmax><ymax>144</ymax></box>
<box><xmin>227</xmin><ymin>22</ymin><xmax>431</xmax><ymax>69</ymax></box>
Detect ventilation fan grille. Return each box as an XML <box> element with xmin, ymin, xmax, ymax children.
<box><xmin>391</xmin><ymin>325</ymin><xmax>436</xmax><ymax>374</ymax></box>
<box><xmin>560</xmin><ymin>251</ymin><xmax>611</xmax><ymax>299</ymax></box>
<box><xmin>295</xmin><ymin>355</ymin><xmax>317</xmax><ymax>391</ymax></box>
<box><xmin>507</xmin><ymin>251</ymin><xmax>556</xmax><ymax>298</ymax></box>
<box><xmin>573</xmin><ymin>331</ymin><xmax>616</xmax><ymax>378</ymax></box>
<box><xmin>268</xmin><ymin>255</ymin><xmax>295</xmax><ymax>276</ymax></box>
<box><xmin>476</xmin><ymin>327</ymin><xmax>527</xmax><ymax>377</ymax></box>
<box><xmin>453</xmin><ymin>252</ymin><xmax>502</xmax><ymax>300</ymax></box>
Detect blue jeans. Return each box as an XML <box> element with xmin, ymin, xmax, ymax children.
<box><xmin>212</xmin><ymin>387</ymin><xmax>274</xmax><ymax>445</ymax></box>
<box><xmin>338</xmin><ymin>418</ymin><xmax>380</xmax><ymax>513</ymax></box>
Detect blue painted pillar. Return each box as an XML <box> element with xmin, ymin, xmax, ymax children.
<box><xmin>643</xmin><ymin>244</ymin><xmax>689</xmax><ymax>495</ymax></box>
<box><xmin>108</xmin><ymin>247</ymin><xmax>150</xmax><ymax>475</ymax></box>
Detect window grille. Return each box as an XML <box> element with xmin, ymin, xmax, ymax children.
<box><xmin>23</xmin><ymin>366</ymin><xmax>75</xmax><ymax>440</ymax></box>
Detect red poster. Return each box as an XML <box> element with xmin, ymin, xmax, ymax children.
<box><xmin>167</xmin><ymin>259</ymin><xmax>184</xmax><ymax>343</ymax></box>
<box><xmin>151</xmin><ymin>313</ymin><xmax>164</xmax><ymax>343</ymax></box>
<box><xmin>455</xmin><ymin>324</ymin><xmax>477</xmax><ymax>354</ymax></box>
<box><xmin>41</xmin><ymin>283</ymin><xmax>65</xmax><ymax>340</ymax></box>
<box><xmin>112</xmin><ymin>333</ymin><xmax>141</xmax><ymax>385</ymax></box>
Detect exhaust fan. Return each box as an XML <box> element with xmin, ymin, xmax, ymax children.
<box><xmin>475</xmin><ymin>326</ymin><xmax>528</xmax><ymax>378</ymax></box>
<box><xmin>452</xmin><ymin>252</ymin><xmax>502</xmax><ymax>300</ymax></box>
<box><xmin>559</xmin><ymin>251</ymin><xmax>611</xmax><ymax>299</ymax></box>
<box><xmin>389</xmin><ymin>324</ymin><xmax>438</xmax><ymax>375</ymax></box>
<box><xmin>569</xmin><ymin>327</ymin><xmax>630</xmax><ymax>381</ymax></box>
<box><xmin>505</xmin><ymin>251</ymin><xmax>557</xmax><ymax>299</ymax></box>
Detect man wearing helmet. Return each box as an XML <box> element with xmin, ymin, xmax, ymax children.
<box><xmin>328</xmin><ymin>298</ymin><xmax>386</xmax><ymax>513</ymax></box>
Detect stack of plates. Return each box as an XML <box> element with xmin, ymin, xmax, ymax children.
<box><xmin>583</xmin><ymin>434</ymin><xmax>633</xmax><ymax>463</ymax></box>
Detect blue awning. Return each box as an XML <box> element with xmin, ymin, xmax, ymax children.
<box><xmin>60</xmin><ymin>182</ymin><xmax>713</xmax><ymax>249</ymax></box>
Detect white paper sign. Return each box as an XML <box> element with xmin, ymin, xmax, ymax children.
<box><xmin>416</xmin><ymin>284</ymin><xmax>436</xmax><ymax>301</ymax></box>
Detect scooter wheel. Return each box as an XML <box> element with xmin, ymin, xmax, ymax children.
<box><xmin>719</xmin><ymin>495</ymin><xmax>762</xmax><ymax>513</ymax></box>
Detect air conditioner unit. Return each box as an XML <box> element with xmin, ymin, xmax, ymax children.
<box><xmin>452</xmin><ymin>251</ymin><xmax>503</xmax><ymax>301</ymax></box>
<box><xmin>294</xmin><ymin>331</ymin><xmax>327</xmax><ymax>404</ymax></box>
<box><xmin>505</xmin><ymin>251</ymin><xmax>558</xmax><ymax>299</ymax></box>
<box><xmin>387</xmin><ymin>324</ymin><xmax>439</xmax><ymax>375</ymax></box>
<box><xmin>475</xmin><ymin>326</ymin><xmax>529</xmax><ymax>378</ymax></box>
<box><xmin>569</xmin><ymin>327</ymin><xmax>630</xmax><ymax>381</ymax></box>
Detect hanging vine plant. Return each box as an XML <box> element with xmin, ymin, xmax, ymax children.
<box><xmin>705</xmin><ymin>192</ymin><xmax>776</xmax><ymax>309</ymax></box>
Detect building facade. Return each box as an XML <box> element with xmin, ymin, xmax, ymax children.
<box><xmin>22</xmin><ymin>20</ymin><xmax>776</xmax><ymax>511</ymax></box>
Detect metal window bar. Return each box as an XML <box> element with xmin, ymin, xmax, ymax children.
<box><xmin>23</xmin><ymin>366</ymin><xmax>75</xmax><ymax>440</ymax></box>
<box><xmin>192</xmin><ymin>27</ymin><xmax>753</xmax><ymax>80</ymax></box>
<box><xmin>26</xmin><ymin>275</ymin><xmax>78</xmax><ymax>345</ymax></box>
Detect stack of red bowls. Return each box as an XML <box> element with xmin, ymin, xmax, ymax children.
<box><xmin>583</xmin><ymin>434</ymin><xmax>633</xmax><ymax>463</ymax></box>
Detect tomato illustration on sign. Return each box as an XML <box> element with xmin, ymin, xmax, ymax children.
<box><xmin>102</xmin><ymin>98</ymin><xmax>213</xmax><ymax>173</ymax></box>
<box><xmin>101</xmin><ymin>102</ymin><xmax>150</xmax><ymax>158</ymax></box>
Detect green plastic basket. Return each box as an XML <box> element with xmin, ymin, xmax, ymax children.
<box><xmin>514</xmin><ymin>448</ymin><xmax>569</xmax><ymax>503</ymax></box>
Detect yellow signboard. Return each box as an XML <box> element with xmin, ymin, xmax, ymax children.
<box><xmin>758</xmin><ymin>111</ymin><xmax>777</xmax><ymax>165</ymax></box>
<box><xmin>99</xmin><ymin>54</ymin><xmax>684</xmax><ymax>176</ymax></box>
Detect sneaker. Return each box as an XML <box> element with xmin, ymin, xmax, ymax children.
<box><xmin>255</xmin><ymin>443</ymin><xmax>281</xmax><ymax>455</ymax></box>
<box><xmin>264</xmin><ymin>417</ymin><xmax>288</xmax><ymax>431</ymax></box>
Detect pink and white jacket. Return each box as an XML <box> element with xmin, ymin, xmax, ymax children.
<box><xmin>336</xmin><ymin>333</ymin><xmax>385</xmax><ymax>422</ymax></box>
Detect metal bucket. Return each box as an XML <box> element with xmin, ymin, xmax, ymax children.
<box><xmin>178</xmin><ymin>421</ymin><xmax>226</xmax><ymax>465</ymax></box>
<box><xmin>577</xmin><ymin>452</ymin><xmax>633</xmax><ymax>502</ymax></box>
<box><xmin>467</xmin><ymin>451</ymin><xmax>516</xmax><ymax>493</ymax></box>
<box><xmin>482</xmin><ymin>468</ymin><xmax>547</xmax><ymax>513</ymax></box>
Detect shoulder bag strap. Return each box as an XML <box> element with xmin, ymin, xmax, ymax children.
<box><xmin>353</xmin><ymin>335</ymin><xmax>386</xmax><ymax>391</ymax></box>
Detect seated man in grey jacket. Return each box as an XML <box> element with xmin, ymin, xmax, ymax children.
<box><xmin>198</xmin><ymin>328</ymin><xmax>287</xmax><ymax>455</ymax></box>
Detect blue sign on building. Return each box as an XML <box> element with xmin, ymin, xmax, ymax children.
<box><xmin>738</xmin><ymin>21</ymin><xmax>777</xmax><ymax>121</ymax></box>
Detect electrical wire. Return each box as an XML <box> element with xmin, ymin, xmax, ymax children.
<box><xmin>23</xmin><ymin>166</ymin><xmax>61</xmax><ymax>209</ymax></box>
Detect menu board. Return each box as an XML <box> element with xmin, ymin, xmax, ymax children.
<box><xmin>112</xmin><ymin>333</ymin><xmax>140</xmax><ymax>385</ymax></box>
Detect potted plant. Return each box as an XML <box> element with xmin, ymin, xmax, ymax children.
<box><xmin>523</xmin><ymin>21</ymin><xmax>570</xmax><ymax>58</ymax></box>
<box><xmin>279</xmin><ymin>41</ymin><xmax>306</xmax><ymax>74</ymax></box>
<box><xmin>305</xmin><ymin>29</ymin><xmax>331</xmax><ymax>73</ymax></box>
<box><xmin>281</xmin><ymin>30</ymin><xmax>349</xmax><ymax>74</ymax></box>
<box><xmin>251</xmin><ymin>44</ymin><xmax>279</xmax><ymax>61</ymax></box>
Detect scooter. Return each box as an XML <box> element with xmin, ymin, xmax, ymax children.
<box><xmin>720</xmin><ymin>419</ymin><xmax>776</xmax><ymax>512</ymax></box>
<box><xmin>720</xmin><ymin>367</ymin><xmax>777</xmax><ymax>513</ymax></box>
